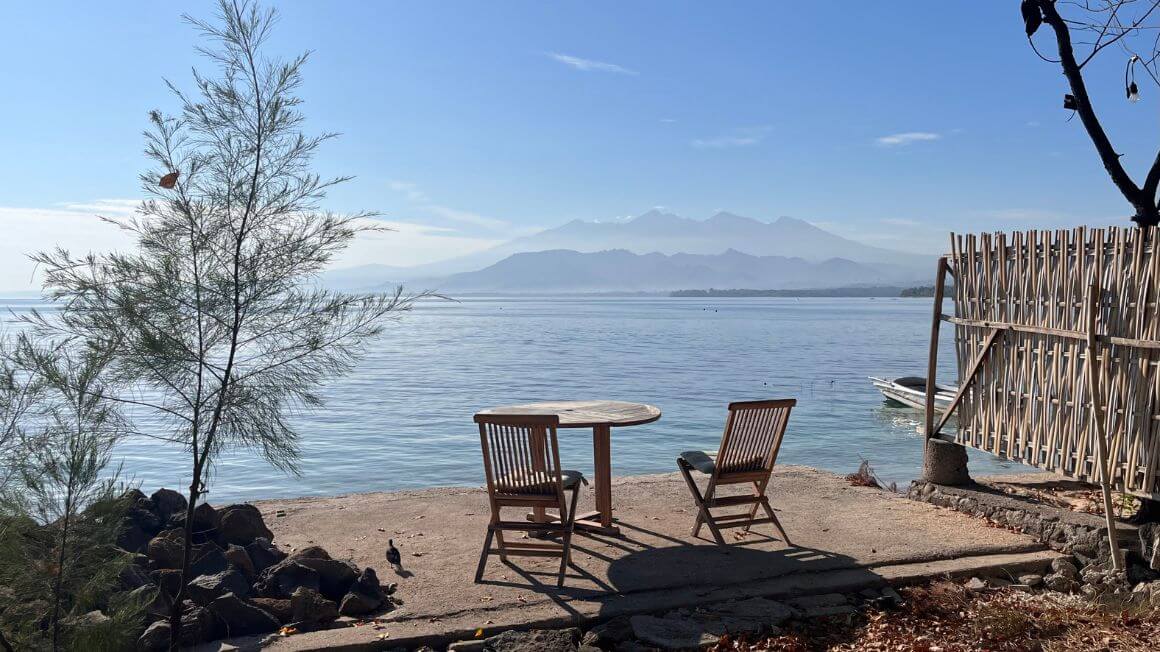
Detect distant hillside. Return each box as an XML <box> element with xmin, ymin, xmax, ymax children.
<box><xmin>672</xmin><ymin>287</ymin><xmax>906</xmax><ymax>298</ymax></box>
<box><xmin>428</xmin><ymin>248</ymin><xmax>926</xmax><ymax>293</ymax></box>
<box><xmin>321</xmin><ymin>210</ymin><xmax>934</xmax><ymax>288</ymax></box>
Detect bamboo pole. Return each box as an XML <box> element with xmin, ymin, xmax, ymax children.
<box><xmin>931</xmin><ymin>329</ymin><xmax>1001</xmax><ymax>437</ymax></box>
<box><xmin>1085</xmin><ymin>279</ymin><xmax>1124</xmax><ymax>572</ymax></box>
<box><xmin>925</xmin><ymin>256</ymin><xmax>949</xmax><ymax>439</ymax></box>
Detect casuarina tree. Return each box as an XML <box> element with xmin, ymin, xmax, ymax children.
<box><xmin>24</xmin><ymin>0</ymin><xmax>418</xmax><ymax>647</ymax></box>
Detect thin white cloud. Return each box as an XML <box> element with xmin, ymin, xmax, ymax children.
<box><xmin>386</xmin><ymin>181</ymin><xmax>511</xmax><ymax>232</ymax></box>
<box><xmin>876</xmin><ymin>132</ymin><xmax>941</xmax><ymax>147</ymax></box>
<box><xmin>0</xmin><ymin>201</ymin><xmax>141</xmax><ymax>291</ymax></box>
<box><xmin>660</xmin><ymin>118</ymin><xmax>677</xmax><ymax>124</ymax></box>
<box><xmin>386</xmin><ymin>180</ymin><xmax>428</xmax><ymax>203</ymax></box>
<box><xmin>546</xmin><ymin>52</ymin><xmax>637</xmax><ymax>75</ymax></box>
<box><xmin>881</xmin><ymin>217</ymin><xmax>922</xmax><ymax>227</ymax></box>
<box><xmin>692</xmin><ymin>126</ymin><xmax>771</xmax><ymax>149</ymax></box>
<box><xmin>334</xmin><ymin>218</ymin><xmax>504</xmax><ymax>269</ymax></box>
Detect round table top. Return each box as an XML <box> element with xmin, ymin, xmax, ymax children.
<box><xmin>478</xmin><ymin>400</ymin><xmax>661</xmax><ymax>428</ymax></box>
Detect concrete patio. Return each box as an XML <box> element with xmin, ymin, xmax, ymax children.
<box><xmin>248</xmin><ymin>466</ymin><xmax>1059</xmax><ymax>650</ymax></box>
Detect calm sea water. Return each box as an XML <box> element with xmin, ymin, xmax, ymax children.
<box><xmin>4</xmin><ymin>296</ymin><xmax>1023</xmax><ymax>502</ymax></box>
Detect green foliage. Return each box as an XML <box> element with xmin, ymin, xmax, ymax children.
<box><xmin>21</xmin><ymin>1</ymin><xmax>420</xmax><ymax>647</ymax></box>
<box><xmin>0</xmin><ymin>338</ymin><xmax>139</xmax><ymax>651</ymax></box>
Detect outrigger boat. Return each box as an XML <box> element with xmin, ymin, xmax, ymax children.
<box><xmin>868</xmin><ymin>376</ymin><xmax>956</xmax><ymax>412</ymax></box>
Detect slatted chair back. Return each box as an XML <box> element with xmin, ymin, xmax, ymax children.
<box><xmin>475</xmin><ymin>413</ymin><xmax>565</xmax><ymax>503</ymax></box>
<box><xmin>713</xmin><ymin>399</ymin><xmax>795</xmax><ymax>482</ymax></box>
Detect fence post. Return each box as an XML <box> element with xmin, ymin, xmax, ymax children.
<box><xmin>1086</xmin><ymin>280</ymin><xmax>1124</xmax><ymax>572</ymax></box>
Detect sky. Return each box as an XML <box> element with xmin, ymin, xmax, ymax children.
<box><xmin>1</xmin><ymin>1</ymin><xmax>1159</xmax><ymax>291</ymax></box>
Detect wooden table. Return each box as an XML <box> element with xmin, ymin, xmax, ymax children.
<box><xmin>477</xmin><ymin>400</ymin><xmax>661</xmax><ymax>535</ymax></box>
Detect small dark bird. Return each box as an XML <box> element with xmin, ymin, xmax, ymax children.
<box><xmin>386</xmin><ymin>539</ymin><xmax>402</xmax><ymax>569</ymax></box>
<box><xmin>159</xmin><ymin>171</ymin><xmax>179</xmax><ymax>189</ymax></box>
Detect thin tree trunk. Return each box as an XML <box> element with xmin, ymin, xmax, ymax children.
<box><xmin>0</xmin><ymin>627</ymin><xmax>14</xmax><ymax>652</ymax></box>
<box><xmin>166</xmin><ymin>464</ymin><xmax>201</xmax><ymax>651</ymax></box>
<box><xmin>50</xmin><ymin>472</ymin><xmax>77</xmax><ymax>652</ymax></box>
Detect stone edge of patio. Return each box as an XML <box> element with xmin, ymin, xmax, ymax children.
<box><xmin>247</xmin><ymin>548</ymin><xmax>1062</xmax><ymax>652</ymax></box>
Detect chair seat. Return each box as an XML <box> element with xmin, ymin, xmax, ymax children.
<box><xmin>679</xmin><ymin>450</ymin><xmax>718</xmax><ymax>474</ymax></box>
<box><xmin>496</xmin><ymin>469</ymin><xmax>585</xmax><ymax>492</ymax></box>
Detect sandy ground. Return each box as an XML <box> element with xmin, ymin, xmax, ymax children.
<box><xmin>238</xmin><ymin>467</ymin><xmax>1055</xmax><ymax>650</ymax></box>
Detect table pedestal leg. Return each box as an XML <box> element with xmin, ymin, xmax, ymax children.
<box><xmin>573</xmin><ymin>424</ymin><xmax>619</xmax><ymax>535</ymax></box>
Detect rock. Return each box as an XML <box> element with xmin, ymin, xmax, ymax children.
<box><xmin>581</xmin><ymin>616</ymin><xmax>633</xmax><ymax>648</ymax></box>
<box><xmin>190</xmin><ymin>542</ymin><xmax>229</xmax><ymax>577</ymax></box>
<box><xmin>119</xmin><ymin>562</ymin><xmax>153</xmax><ymax>591</ymax></box>
<box><xmin>117</xmin><ymin>522</ymin><xmax>152</xmax><ymax>555</ymax></box>
<box><xmin>1043</xmin><ymin>572</ymin><xmax>1079</xmax><ymax>593</ymax></box>
<box><xmin>289</xmin><ymin>545</ymin><xmax>331</xmax><ymax>561</ymax></box>
<box><xmin>484</xmin><ymin>628</ymin><xmax>580</xmax><ymax>652</ymax></box>
<box><xmin>153</xmin><ymin>569</ymin><xmax>184</xmax><ymax>600</ymax></box>
<box><xmin>246</xmin><ymin>537</ymin><xmax>286</xmax><ymax>573</ymax></box>
<box><xmin>631</xmin><ymin>614</ymin><xmax>717</xmax><ymax>649</ymax></box>
<box><xmin>224</xmin><ymin>544</ymin><xmax>256</xmax><ymax>579</ymax></box>
<box><xmin>339</xmin><ymin>567</ymin><xmax>386</xmax><ymax>615</ymax></box>
<box><xmin>187</xmin><ymin>569</ymin><xmax>251</xmax><ymax>605</ymax></box>
<box><xmin>179</xmin><ymin>604</ymin><xmax>217</xmax><ymax>646</ymax></box>
<box><xmin>290</xmin><ymin>586</ymin><xmax>338</xmax><ymax>626</ymax></box>
<box><xmin>696</xmin><ymin>597</ymin><xmax>793</xmax><ymax>635</ymax></box>
<box><xmin>250</xmin><ymin>597</ymin><xmax>293</xmax><ymax>623</ymax></box>
<box><xmin>1018</xmin><ymin>573</ymin><xmax>1044</xmax><ymax>588</ymax></box>
<box><xmin>1140</xmin><ymin>523</ymin><xmax>1160</xmax><ymax>571</ymax></box>
<box><xmin>63</xmin><ymin>610</ymin><xmax>111</xmax><ymax>628</ymax></box>
<box><xmin>986</xmin><ymin>576</ymin><xmax>1013</xmax><ymax>588</ymax></box>
<box><xmin>1051</xmin><ymin>557</ymin><xmax>1080</xmax><ymax>581</ymax></box>
<box><xmin>296</xmin><ymin>557</ymin><xmax>358</xmax><ymax>601</ymax></box>
<box><xmin>218</xmin><ymin>504</ymin><xmax>274</xmax><ymax>546</ymax></box>
<box><xmin>879</xmin><ymin>586</ymin><xmax>904</xmax><ymax>606</ymax></box>
<box><xmin>964</xmin><ymin>577</ymin><xmax>987</xmax><ymax>591</ymax></box>
<box><xmin>448</xmin><ymin>641</ymin><xmax>486</xmax><ymax>652</ymax></box>
<box><xmin>151</xmin><ymin>488</ymin><xmax>188</xmax><ymax>520</ymax></box>
<box><xmin>147</xmin><ymin>529</ymin><xmax>186</xmax><ymax>569</ymax></box>
<box><xmin>255</xmin><ymin>560</ymin><xmax>320</xmax><ymax>599</ymax></box>
<box><xmin>136</xmin><ymin>620</ymin><xmax>171</xmax><ymax>652</ymax></box>
<box><xmin>128</xmin><ymin>584</ymin><xmax>170</xmax><ymax>622</ymax></box>
<box><xmin>208</xmin><ymin>592</ymin><xmax>280</xmax><ymax>637</ymax></box>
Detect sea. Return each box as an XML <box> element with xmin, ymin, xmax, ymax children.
<box><xmin>2</xmin><ymin>296</ymin><xmax>1025</xmax><ymax>502</ymax></box>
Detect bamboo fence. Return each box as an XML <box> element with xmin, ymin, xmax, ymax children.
<box><xmin>924</xmin><ymin>227</ymin><xmax>1160</xmax><ymax>503</ymax></box>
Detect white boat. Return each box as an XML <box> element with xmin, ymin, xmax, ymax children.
<box><xmin>868</xmin><ymin>376</ymin><xmax>956</xmax><ymax>412</ymax></box>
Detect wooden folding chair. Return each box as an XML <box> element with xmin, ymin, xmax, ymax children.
<box><xmin>473</xmin><ymin>413</ymin><xmax>585</xmax><ymax>586</ymax></box>
<box><xmin>676</xmin><ymin>399</ymin><xmax>795</xmax><ymax>546</ymax></box>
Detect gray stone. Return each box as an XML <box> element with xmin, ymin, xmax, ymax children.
<box><xmin>448</xmin><ymin>641</ymin><xmax>486</xmax><ymax>652</ymax></box>
<box><xmin>208</xmin><ymin>592</ymin><xmax>280</xmax><ymax>637</ymax></box>
<box><xmin>788</xmin><ymin>593</ymin><xmax>847</xmax><ymax>609</ymax></box>
<box><xmin>630</xmin><ymin>615</ymin><xmax>717</xmax><ymax>650</ymax></box>
<box><xmin>62</xmin><ymin>610</ymin><xmax>110</xmax><ymax>629</ymax></box>
<box><xmin>250</xmin><ymin>597</ymin><xmax>293</xmax><ymax>624</ymax></box>
<box><xmin>1043</xmin><ymin>572</ymin><xmax>1079</xmax><ymax>593</ymax></box>
<box><xmin>119</xmin><ymin>562</ymin><xmax>153</xmax><ymax>591</ymax></box>
<box><xmin>879</xmin><ymin>587</ymin><xmax>904</xmax><ymax>605</ymax></box>
<box><xmin>290</xmin><ymin>586</ymin><xmax>338</xmax><ymax>626</ymax></box>
<box><xmin>128</xmin><ymin>584</ymin><xmax>170</xmax><ymax>621</ymax></box>
<box><xmin>245</xmin><ymin>537</ymin><xmax>286</xmax><ymax>573</ymax></box>
<box><xmin>700</xmin><ymin>597</ymin><xmax>793</xmax><ymax>633</ymax></box>
<box><xmin>151</xmin><ymin>488</ymin><xmax>187</xmax><ymax>519</ymax></box>
<box><xmin>799</xmin><ymin>605</ymin><xmax>856</xmax><ymax>619</ymax></box>
<box><xmin>296</xmin><ymin>556</ymin><xmax>358</xmax><ymax>600</ymax></box>
<box><xmin>922</xmin><ymin>439</ymin><xmax>971</xmax><ymax>485</ymax></box>
<box><xmin>1018</xmin><ymin>573</ymin><xmax>1044</xmax><ymax>587</ymax></box>
<box><xmin>582</xmin><ymin>616</ymin><xmax>633</xmax><ymax>647</ymax></box>
<box><xmin>224</xmin><ymin>544</ymin><xmax>256</xmax><ymax>579</ymax></box>
<box><xmin>255</xmin><ymin>560</ymin><xmax>320</xmax><ymax>599</ymax></box>
<box><xmin>1140</xmin><ymin>523</ymin><xmax>1160</xmax><ymax>571</ymax></box>
<box><xmin>1051</xmin><ymin>557</ymin><xmax>1080</xmax><ymax>580</ymax></box>
<box><xmin>136</xmin><ymin>620</ymin><xmax>171</xmax><ymax>652</ymax></box>
<box><xmin>189</xmin><ymin>542</ymin><xmax>229</xmax><ymax>577</ymax></box>
<box><xmin>964</xmin><ymin>577</ymin><xmax>987</xmax><ymax>591</ymax></box>
<box><xmin>218</xmin><ymin>504</ymin><xmax>274</xmax><ymax>546</ymax></box>
<box><xmin>146</xmin><ymin>529</ymin><xmax>186</xmax><ymax>569</ymax></box>
<box><xmin>187</xmin><ymin>568</ymin><xmax>251</xmax><ymax>605</ymax></box>
<box><xmin>484</xmin><ymin>628</ymin><xmax>579</xmax><ymax>652</ymax></box>
<box><xmin>338</xmin><ymin>567</ymin><xmax>385</xmax><ymax>616</ymax></box>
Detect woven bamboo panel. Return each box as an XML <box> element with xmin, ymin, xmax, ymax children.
<box><xmin>948</xmin><ymin>227</ymin><xmax>1160</xmax><ymax>498</ymax></box>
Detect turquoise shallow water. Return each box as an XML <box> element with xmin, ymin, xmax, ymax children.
<box><xmin>3</xmin><ymin>296</ymin><xmax>1023</xmax><ymax>502</ymax></box>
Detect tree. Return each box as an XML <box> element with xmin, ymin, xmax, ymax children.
<box><xmin>1023</xmin><ymin>0</ymin><xmax>1160</xmax><ymax>227</ymax></box>
<box><xmin>0</xmin><ymin>338</ymin><xmax>139</xmax><ymax>651</ymax></box>
<box><xmin>1024</xmin><ymin>1</ymin><xmax>1160</xmax><ymax>522</ymax></box>
<box><xmin>24</xmin><ymin>1</ymin><xmax>418</xmax><ymax>648</ymax></box>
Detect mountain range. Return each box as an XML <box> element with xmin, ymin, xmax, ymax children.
<box><xmin>322</xmin><ymin>210</ymin><xmax>934</xmax><ymax>293</ymax></box>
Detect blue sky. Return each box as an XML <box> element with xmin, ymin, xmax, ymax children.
<box><xmin>0</xmin><ymin>1</ymin><xmax>1156</xmax><ymax>288</ymax></box>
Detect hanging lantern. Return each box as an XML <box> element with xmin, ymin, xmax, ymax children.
<box><xmin>1126</xmin><ymin>55</ymin><xmax>1141</xmax><ymax>104</ymax></box>
<box><xmin>1128</xmin><ymin>81</ymin><xmax>1140</xmax><ymax>103</ymax></box>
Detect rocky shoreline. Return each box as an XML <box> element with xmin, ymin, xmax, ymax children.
<box><xmin>116</xmin><ymin>488</ymin><xmax>395</xmax><ymax>650</ymax></box>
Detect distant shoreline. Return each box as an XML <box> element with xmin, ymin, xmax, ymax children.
<box><xmin>671</xmin><ymin>286</ymin><xmax>915</xmax><ymax>298</ymax></box>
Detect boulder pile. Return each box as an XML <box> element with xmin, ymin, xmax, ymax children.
<box><xmin>117</xmin><ymin>488</ymin><xmax>395</xmax><ymax>650</ymax></box>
